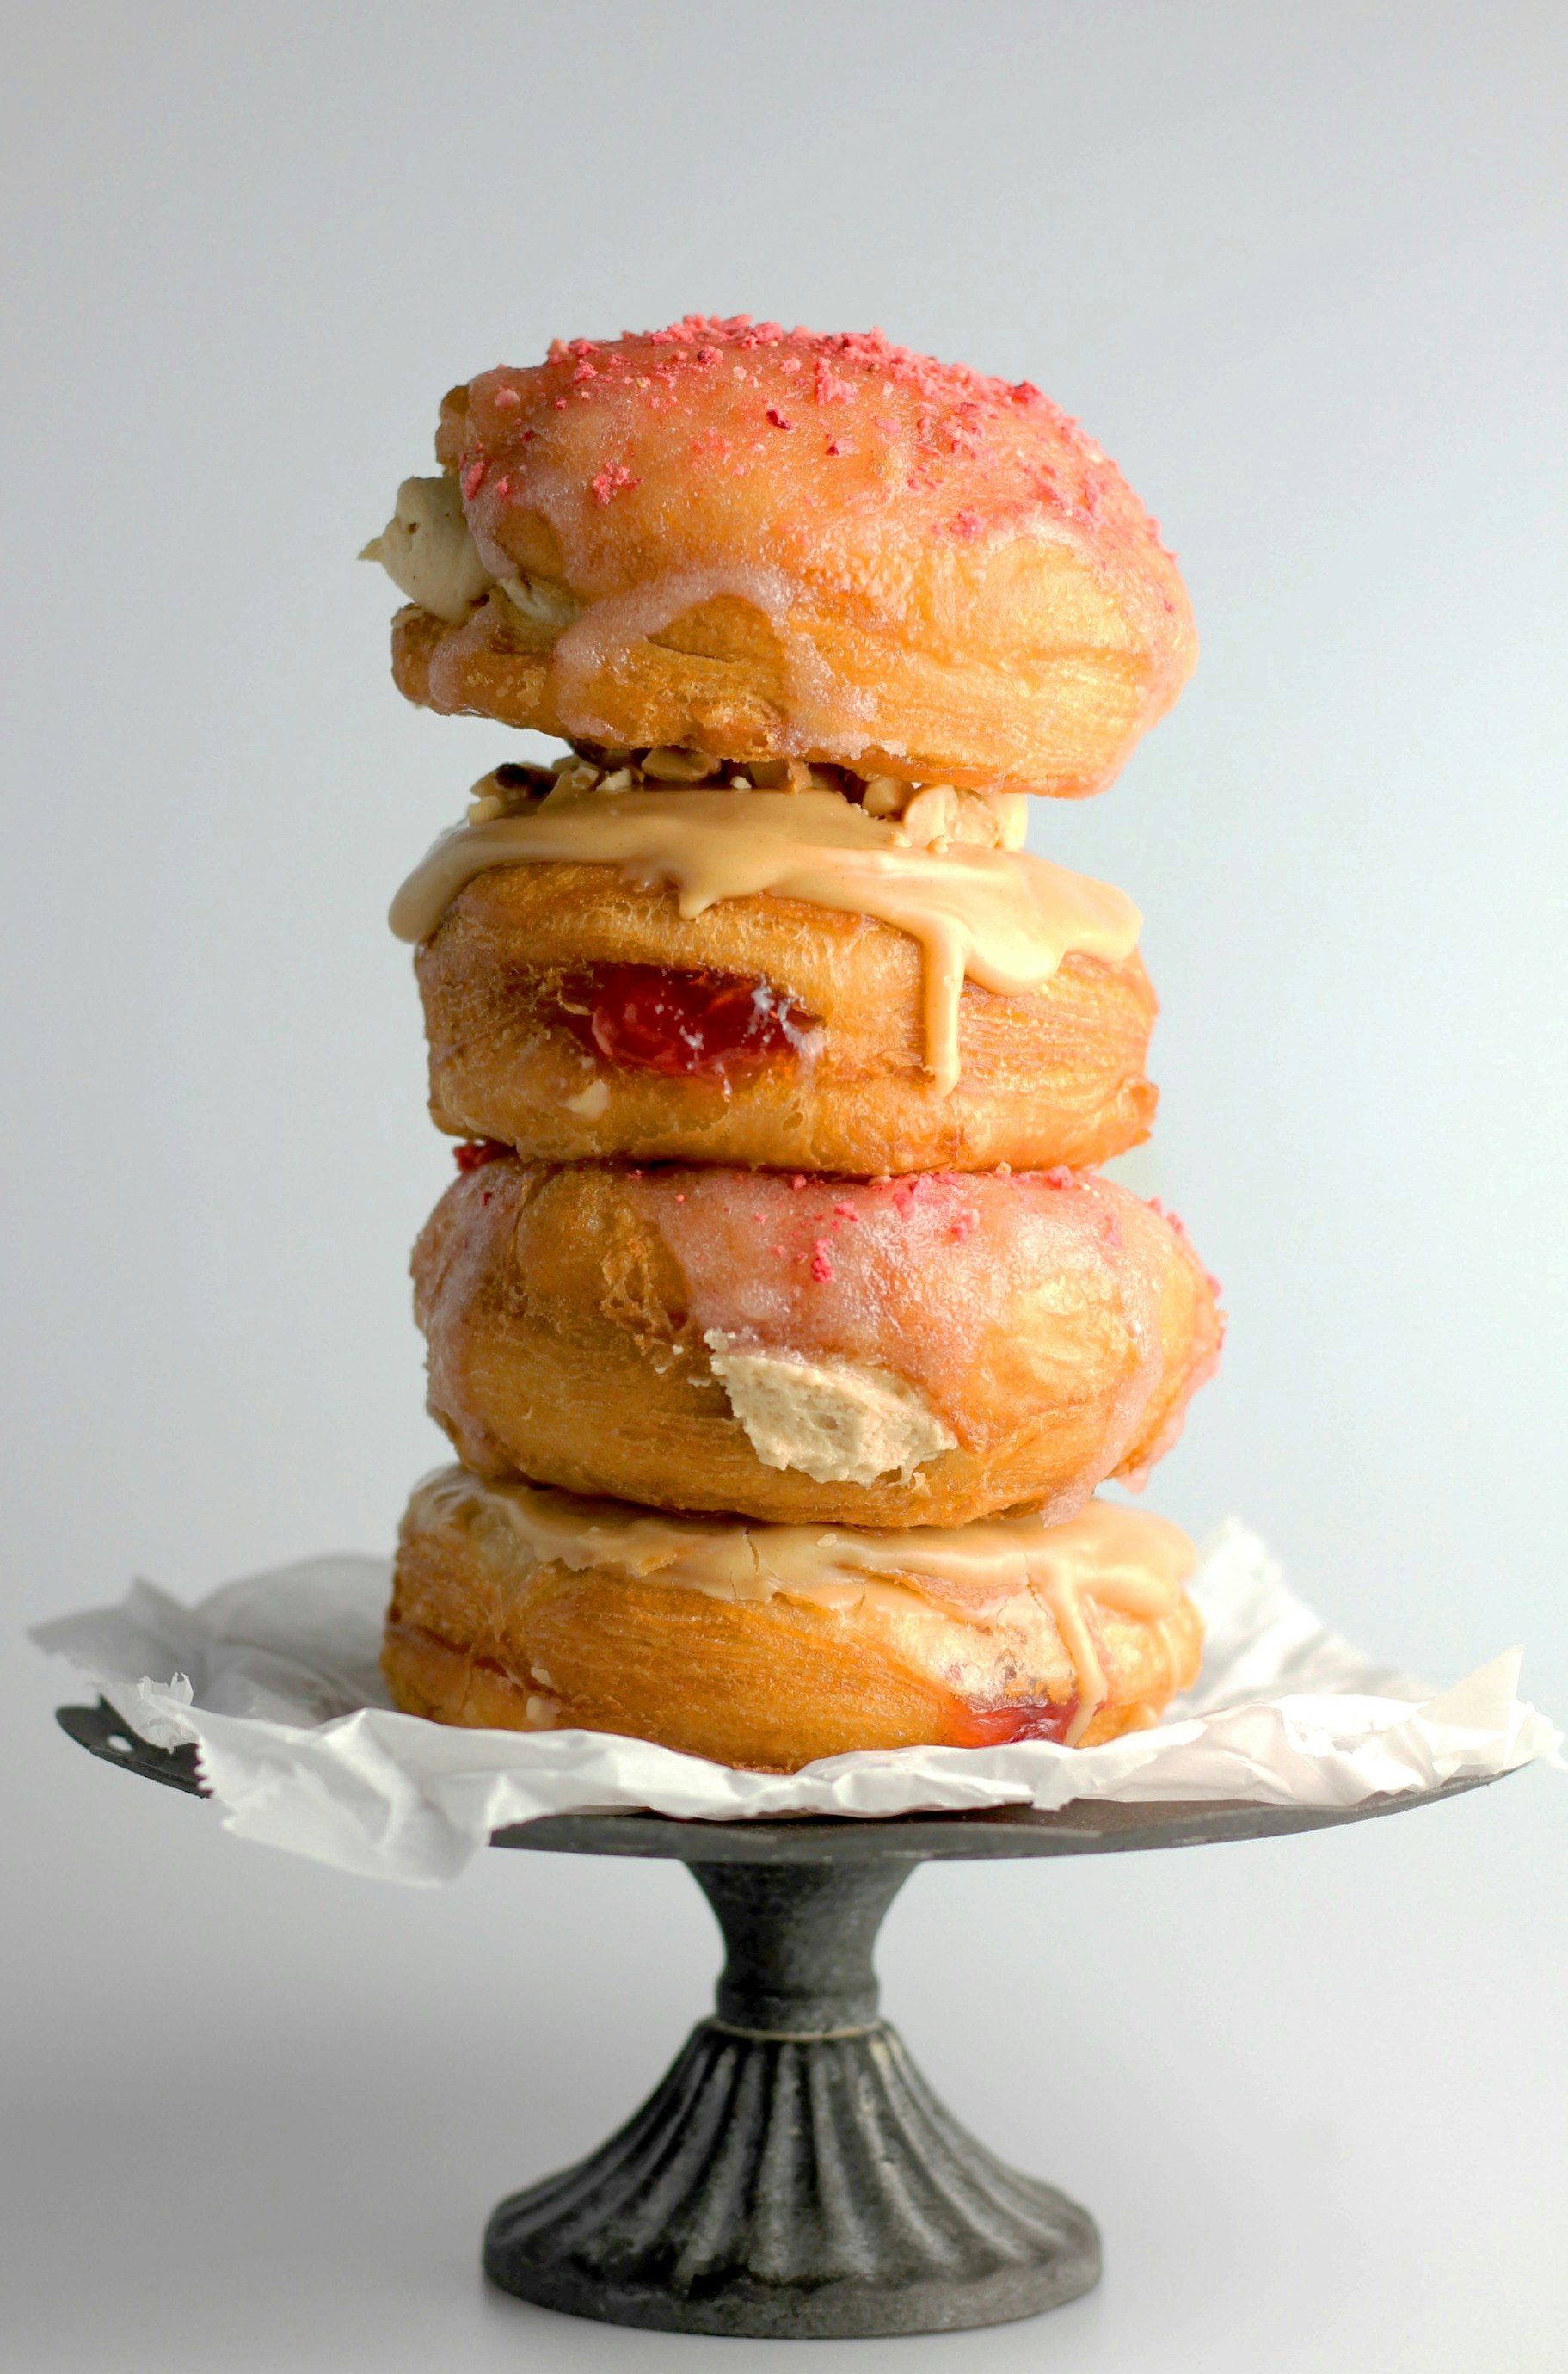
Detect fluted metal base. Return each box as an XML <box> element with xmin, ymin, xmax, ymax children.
<box><xmin>485</xmin><ymin>2016</ymin><xmax>1097</xmax><ymax>2337</ymax></box>
<box><xmin>484</xmin><ymin>1862</ymin><xmax>1099</xmax><ymax>2336</ymax></box>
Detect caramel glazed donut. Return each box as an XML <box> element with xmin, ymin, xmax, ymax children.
<box><xmin>387</xmin><ymin>1467</ymin><xmax>1205</xmax><ymax>1768</ymax></box>
<box><xmin>415</xmin><ymin>1156</ymin><xmax>1222</xmax><ymax>1531</ymax></box>
<box><xmin>391</xmin><ymin>753</ymin><xmax>1159</xmax><ymax>1176</ymax></box>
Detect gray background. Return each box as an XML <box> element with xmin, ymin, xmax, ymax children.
<box><xmin>3</xmin><ymin>3</ymin><xmax>1564</xmax><ymax>2366</ymax></box>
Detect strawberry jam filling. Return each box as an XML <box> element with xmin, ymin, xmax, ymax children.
<box><xmin>555</xmin><ymin>964</ymin><xmax>818</xmax><ymax>1080</ymax></box>
<box><xmin>452</xmin><ymin>1138</ymin><xmax>513</xmax><ymax>1172</ymax></box>
<box><xmin>946</xmin><ymin>1697</ymin><xmax>1080</xmax><ymax>1748</ymax></box>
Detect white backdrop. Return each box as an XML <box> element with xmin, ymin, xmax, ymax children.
<box><xmin>4</xmin><ymin>6</ymin><xmax>1564</xmax><ymax>2369</ymax></box>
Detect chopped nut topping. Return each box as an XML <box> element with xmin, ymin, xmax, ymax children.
<box><xmin>569</xmin><ymin>740</ymin><xmax>636</xmax><ymax>766</ymax></box>
<box><xmin>900</xmin><ymin>784</ymin><xmax>960</xmax><ymax>848</ymax></box>
<box><xmin>464</xmin><ymin>760</ymin><xmax>557</xmax><ymax>821</ymax></box>
<box><xmin>642</xmin><ymin>745</ymin><xmax>721</xmax><ymax>782</ymax></box>
<box><xmin>861</xmin><ymin>774</ymin><xmax>907</xmax><ymax>815</ymax></box>
<box><xmin>541</xmin><ymin>759</ymin><xmax>605</xmax><ymax>806</ymax></box>
<box><xmin>455</xmin><ymin>747</ymin><xmax>1032</xmax><ymax>842</ymax></box>
<box><xmin>748</xmin><ymin>756</ymin><xmax>809</xmax><ymax>790</ymax></box>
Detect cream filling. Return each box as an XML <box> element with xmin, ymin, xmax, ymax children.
<box><xmin>360</xmin><ymin>477</ymin><xmax>494</xmax><ymax>624</ymax></box>
<box><xmin>495</xmin><ymin>573</ymin><xmax>583</xmax><ymax>632</ymax></box>
<box><xmin>389</xmin><ymin>788</ymin><xmax>1140</xmax><ymax>1096</ymax></box>
<box><xmin>412</xmin><ymin>1466</ymin><xmax>1194</xmax><ymax>1744</ymax></box>
<box><xmin>364</xmin><ymin>475</ymin><xmax>585</xmax><ymax>634</ymax></box>
<box><xmin>703</xmin><ymin>1332</ymin><xmax>957</xmax><ymax>1485</ymax></box>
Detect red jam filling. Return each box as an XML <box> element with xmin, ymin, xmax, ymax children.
<box><xmin>452</xmin><ymin>1139</ymin><xmax>512</xmax><ymax>1172</ymax></box>
<box><xmin>948</xmin><ymin>1697</ymin><xmax>1079</xmax><ymax>1748</ymax></box>
<box><xmin>555</xmin><ymin>964</ymin><xmax>818</xmax><ymax>1081</ymax></box>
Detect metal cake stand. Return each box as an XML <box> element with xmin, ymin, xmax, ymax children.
<box><xmin>56</xmin><ymin>1696</ymin><xmax>1505</xmax><ymax>2340</ymax></box>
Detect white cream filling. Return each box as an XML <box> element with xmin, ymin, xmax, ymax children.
<box><xmin>495</xmin><ymin>573</ymin><xmax>583</xmax><ymax>632</ymax></box>
<box><xmin>360</xmin><ymin>476</ymin><xmax>493</xmax><ymax>624</ymax></box>
<box><xmin>704</xmin><ymin>1332</ymin><xmax>958</xmax><ymax>1485</ymax></box>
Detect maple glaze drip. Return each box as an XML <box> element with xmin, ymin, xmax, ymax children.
<box><xmin>389</xmin><ymin>788</ymin><xmax>1141</xmax><ymax>1096</ymax></box>
<box><xmin>555</xmin><ymin>963</ymin><xmax>819</xmax><ymax>1081</ymax></box>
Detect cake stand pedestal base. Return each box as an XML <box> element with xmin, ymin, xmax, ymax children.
<box><xmin>483</xmin><ymin>1861</ymin><xmax>1096</xmax><ymax>2337</ymax></box>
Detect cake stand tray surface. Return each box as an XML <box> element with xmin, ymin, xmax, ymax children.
<box><xmin>56</xmin><ymin>1700</ymin><xmax>1504</xmax><ymax>2342</ymax></box>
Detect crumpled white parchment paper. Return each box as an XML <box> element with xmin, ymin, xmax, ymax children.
<box><xmin>33</xmin><ymin>1519</ymin><xmax>1560</xmax><ymax>1885</ymax></box>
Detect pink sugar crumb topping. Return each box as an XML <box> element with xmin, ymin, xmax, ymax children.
<box><xmin>790</xmin><ymin>1174</ymin><xmax>807</xmax><ymax>1191</ymax></box>
<box><xmin>1043</xmin><ymin>1165</ymin><xmax>1075</xmax><ymax>1189</ymax></box>
<box><xmin>589</xmin><ymin>463</ymin><xmax>640</xmax><ymax>504</ymax></box>
<box><xmin>833</xmin><ymin>1201</ymin><xmax>858</xmax><ymax>1221</ymax></box>
<box><xmin>449</xmin><ymin>319</ymin><xmax>1184</xmax><ymax>568</ymax></box>
<box><xmin>949</xmin><ymin>1209</ymin><xmax>980</xmax><ymax>1242</ymax></box>
<box><xmin>462</xmin><ymin>458</ymin><xmax>487</xmax><ymax>498</ymax></box>
<box><xmin>519</xmin><ymin>319</ymin><xmax>1067</xmax><ymax>452</ymax></box>
<box><xmin>809</xmin><ymin>1240</ymin><xmax>835</xmax><ymax>1283</ymax></box>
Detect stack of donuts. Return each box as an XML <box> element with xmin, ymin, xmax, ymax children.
<box><xmin>366</xmin><ymin>318</ymin><xmax>1222</xmax><ymax>1772</ymax></box>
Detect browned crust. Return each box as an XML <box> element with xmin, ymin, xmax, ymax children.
<box><xmin>411</xmin><ymin>1159</ymin><xmax>1222</xmax><ymax>1528</ymax></box>
<box><xmin>415</xmin><ymin>863</ymin><xmax>1159</xmax><ymax>1175</ymax></box>
<box><xmin>383</xmin><ymin>1481</ymin><xmax>1205</xmax><ymax>1769</ymax></box>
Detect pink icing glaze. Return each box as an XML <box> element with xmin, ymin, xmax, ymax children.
<box><xmin>456</xmin><ymin>319</ymin><xmax>1171</xmax><ymax>578</ymax></box>
<box><xmin>631</xmin><ymin>1165</ymin><xmax>1215</xmax><ymax>1526</ymax></box>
